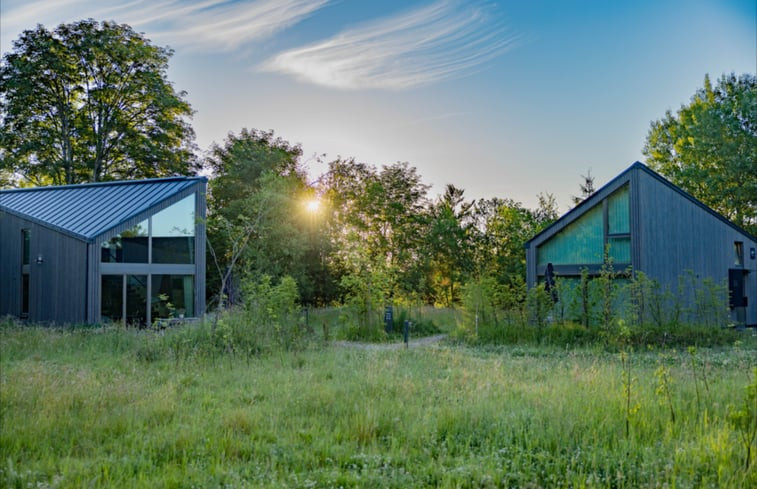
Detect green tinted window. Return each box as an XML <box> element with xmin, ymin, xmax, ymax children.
<box><xmin>608</xmin><ymin>236</ymin><xmax>631</xmax><ymax>263</ymax></box>
<box><xmin>607</xmin><ymin>185</ymin><xmax>629</xmax><ymax>234</ymax></box>
<box><xmin>538</xmin><ymin>204</ymin><xmax>604</xmax><ymax>266</ymax></box>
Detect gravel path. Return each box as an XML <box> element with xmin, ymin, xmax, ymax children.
<box><xmin>332</xmin><ymin>334</ymin><xmax>448</xmax><ymax>350</ymax></box>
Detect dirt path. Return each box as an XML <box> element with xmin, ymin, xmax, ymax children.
<box><xmin>332</xmin><ymin>334</ymin><xmax>448</xmax><ymax>350</ymax></box>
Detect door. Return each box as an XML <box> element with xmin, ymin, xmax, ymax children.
<box><xmin>729</xmin><ymin>268</ymin><xmax>748</xmax><ymax>326</ymax></box>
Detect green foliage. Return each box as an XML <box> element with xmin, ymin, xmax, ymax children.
<box><xmin>426</xmin><ymin>184</ymin><xmax>475</xmax><ymax>305</ymax></box>
<box><xmin>458</xmin><ymin>269</ymin><xmax>740</xmax><ymax>349</ymax></box>
<box><xmin>323</xmin><ymin>158</ymin><xmax>431</xmax><ymax>303</ymax></box>
<box><xmin>240</xmin><ymin>274</ymin><xmax>304</xmax><ymax>352</ymax></box>
<box><xmin>471</xmin><ymin>195</ymin><xmax>558</xmax><ymax>291</ymax></box>
<box><xmin>0</xmin><ymin>20</ymin><xmax>197</xmax><ymax>185</ymax></box>
<box><xmin>206</xmin><ymin>129</ymin><xmax>329</xmax><ymax>307</ymax></box>
<box><xmin>654</xmin><ymin>355</ymin><xmax>677</xmax><ymax>424</ymax></box>
<box><xmin>339</xmin><ymin>259</ymin><xmax>391</xmax><ymax>341</ymax></box>
<box><xmin>643</xmin><ymin>73</ymin><xmax>757</xmax><ymax>234</ymax></box>
<box><xmin>525</xmin><ymin>283</ymin><xmax>552</xmax><ymax>328</ymax></box>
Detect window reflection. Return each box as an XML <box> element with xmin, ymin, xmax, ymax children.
<box><xmin>152</xmin><ymin>195</ymin><xmax>195</xmax><ymax>264</ymax></box>
<box><xmin>151</xmin><ymin>275</ymin><xmax>194</xmax><ymax>319</ymax></box>
<box><xmin>101</xmin><ymin>275</ymin><xmax>123</xmax><ymax>322</ymax></box>
<box><xmin>101</xmin><ymin>220</ymin><xmax>148</xmax><ymax>263</ymax></box>
<box><xmin>126</xmin><ymin>275</ymin><xmax>148</xmax><ymax>326</ymax></box>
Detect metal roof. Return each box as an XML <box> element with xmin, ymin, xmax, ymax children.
<box><xmin>0</xmin><ymin>176</ymin><xmax>206</xmax><ymax>242</ymax></box>
<box><xmin>525</xmin><ymin>161</ymin><xmax>757</xmax><ymax>247</ymax></box>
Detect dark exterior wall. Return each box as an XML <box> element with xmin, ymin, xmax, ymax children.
<box><xmin>635</xmin><ymin>170</ymin><xmax>757</xmax><ymax>325</ymax></box>
<box><xmin>0</xmin><ymin>211</ymin><xmax>88</xmax><ymax>323</ymax></box>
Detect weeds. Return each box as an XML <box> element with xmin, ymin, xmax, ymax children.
<box><xmin>1</xmin><ymin>328</ymin><xmax>755</xmax><ymax>488</ymax></box>
<box><xmin>727</xmin><ymin>366</ymin><xmax>757</xmax><ymax>470</ymax></box>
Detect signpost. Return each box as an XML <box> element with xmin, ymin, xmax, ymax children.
<box><xmin>384</xmin><ymin>306</ymin><xmax>393</xmax><ymax>333</ymax></box>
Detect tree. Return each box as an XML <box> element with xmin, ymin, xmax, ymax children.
<box><xmin>471</xmin><ymin>193</ymin><xmax>558</xmax><ymax>287</ymax></box>
<box><xmin>206</xmin><ymin>129</ymin><xmax>330</xmax><ymax>306</ymax></box>
<box><xmin>0</xmin><ymin>19</ymin><xmax>197</xmax><ymax>186</ymax></box>
<box><xmin>426</xmin><ymin>184</ymin><xmax>475</xmax><ymax>305</ymax></box>
<box><xmin>643</xmin><ymin>73</ymin><xmax>757</xmax><ymax>234</ymax></box>
<box><xmin>321</xmin><ymin>159</ymin><xmax>431</xmax><ymax>302</ymax></box>
<box><xmin>571</xmin><ymin>169</ymin><xmax>596</xmax><ymax>205</ymax></box>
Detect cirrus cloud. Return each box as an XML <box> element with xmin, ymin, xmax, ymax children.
<box><xmin>1</xmin><ymin>0</ymin><xmax>330</xmax><ymax>53</ymax></box>
<box><xmin>261</xmin><ymin>0</ymin><xmax>522</xmax><ymax>90</ymax></box>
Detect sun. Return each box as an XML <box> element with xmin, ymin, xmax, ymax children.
<box><xmin>305</xmin><ymin>199</ymin><xmax>321</xmax><ymax>213</ymax></box>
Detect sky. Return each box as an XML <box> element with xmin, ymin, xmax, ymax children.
<box><xmin>1</xmin><ymin>0</ymin><xmax>755</xmax><ymax>211</ymax></box>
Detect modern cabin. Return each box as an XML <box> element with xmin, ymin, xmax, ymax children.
<box><xmin>525</xmin><ymin>162</ymin><xmax>756</xmax><ymax>326</ymax></box>
<box><xmin>0</xmin><ymin>177</ymin><xmax>207</xmax><ymax>325</ymax></box>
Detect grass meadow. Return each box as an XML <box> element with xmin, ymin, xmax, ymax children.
<box><xmin>1</xmin><ymin>322</ymin><xmax>756</xmax><ymax>488</ymax></box>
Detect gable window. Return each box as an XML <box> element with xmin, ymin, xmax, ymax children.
<box><xmin>537</xmin><ymin>184</ymin><xmax>631</xmax><ymax>269</ymax></box>
<box><xmin>152</xmin><ymin>195</ymin><xmax>195</xmax><ymax>264</ymax></box>
<box><xmin>606</xmin><ymin>185</ymin><xmax>631</xmax><ymax>263</ymax></box>
<box><xmin>100</xmin><ymin>193</ymin><xmax>198</xmax><ymax>326</ymax></box>
<box><xmin>101</xmin><ymin>220</ymin><xmax>148</xmax><ymax>263</ymax></box>
<box><xmin>538</xmin><ymin>204</ymin><xmax>604</xmax><ymax>266</ymax></box>
<box><xmin>100</xmin><ymin>195</ymin><xmax>195</xmax><ymax>264</ymax></box>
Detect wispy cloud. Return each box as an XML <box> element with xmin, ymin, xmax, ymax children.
<box><xmin>1</xmin><ymin>0</ymin><xmax>329</xmax><ymax>53</ymax></box>
<box><xmin>262</xmin><ymin>0</ymin><xmax>521</xmax><ymax>90</ymax></box>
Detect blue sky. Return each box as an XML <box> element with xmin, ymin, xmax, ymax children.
<box><xmin>1</xmin><ymin>0</ymin><xmax>754</xmax><ymax>210</ymax></box>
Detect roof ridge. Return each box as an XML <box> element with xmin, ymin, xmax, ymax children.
<box><xmin>0</xmin><ymin>175</ymin><xmax>206</xmax><ymax>194</ymax></box>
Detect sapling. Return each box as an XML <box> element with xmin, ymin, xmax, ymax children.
<box><xmin>687</xmin><ymin>346</ymin><xmax>701</xmax><ymax>413</ymax></box>
<box><xmin>619</xmin><ymin>325</ymin><xmax>638</xmax><ymax>440</ymax></box>
<box><xmin>654</xmin><ymin>356</ymin><xmax>676</xmax><ymax>425</ymax></box>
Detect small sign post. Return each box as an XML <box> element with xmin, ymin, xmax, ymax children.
<box><xmin>384</xmin><ymin>306</ymin><xmax>393</xmax><ymax>333</ymax></box>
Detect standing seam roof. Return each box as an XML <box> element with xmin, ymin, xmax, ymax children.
<box><xmin>0</xmin><ymin>177</ymin><xmax>205</xmax><ymax>241</ymax></box>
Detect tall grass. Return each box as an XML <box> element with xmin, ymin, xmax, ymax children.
<box><xmin>1</xmin><ymin>322</ymin><xmax>755</xmax><ymax>488</ymax></box>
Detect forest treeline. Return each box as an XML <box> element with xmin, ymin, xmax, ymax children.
<box><xmin>204</xmin><ymin>128</ymin><xmax>560</xmax><ymax>309</ymax></box>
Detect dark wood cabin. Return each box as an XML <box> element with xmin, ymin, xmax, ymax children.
<box><xmin>0</xmin><ymin>177</ymin><xmax>207</xmax><ymax>325</ymax></box>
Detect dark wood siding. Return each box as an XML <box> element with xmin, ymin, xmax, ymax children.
<box><xmin>635</xmin><ymin>170</ymin><xmax>757</xmax><ymax>325</ymax></box>
<box><xmin>0</xmin><ymin>211</ymin><xmax>88</xmax><ymax>323</ymax></box>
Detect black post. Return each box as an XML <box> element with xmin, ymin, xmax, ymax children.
<box><xmin>403</xmin><ymin>320</ymin><xmax>409</xmax><ymax>348</ymax></box>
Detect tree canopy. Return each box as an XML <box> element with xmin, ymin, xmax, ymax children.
<box><xmin>0</xmin><ymin>19</ymin><xmax>198</xmax><ymax>186</ymax></box>
<box><xmin>643</xmin><ymin>73</ymin><xmax>757</xmax><ymax>235</ymax></box>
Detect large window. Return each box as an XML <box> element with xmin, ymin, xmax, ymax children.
<box><xmin>100</xmin><ymin>275</ymin><xmax>149</xmax><ymax>325</ymax></box>
<box><xmin>606</xmin><ymin>186</ymin><xmax>630</xmax><ymax>263</ymax></box>
<box><xmin>152</xmin><ymin>195</ymin><xmax>195</xmax><ymax>264</ymax></box>
<box><xmin>101</xmin><ymin>220</ymin><xmax>148</xmax><ymax>263</ymax></box>
<box><xmin>101</xmin><ymin>195</ymin><xmax>195</xmax><ymax>264</ymax></box>
<box><xmin>151</xmin><ymin>275</ymin><xmax>194</xmax><ymax>319</ymax></box>
<box><xmin>99</xmin><ymin>193</ymin><xmax>198</xmax><ymax>326</ymax></box>
<box><xmin>101</xmin><ymin>275</ymin><xmax>124</xmax><ymax>322</ymax></box>
<box><xmin>537</xmin><ymin>184</ymin><xmax>631</xmax><ymax>268</ymax></box>
<box><xmin>538</xmin><ymin>204</ymin><xmax>604</xmax><ymax>266</ymax></box>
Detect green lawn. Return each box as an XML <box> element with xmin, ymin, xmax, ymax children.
<box><xmin>1</xmin><ymin>325</ymin><xmax>755</xmax><ymax>488</ymax></box>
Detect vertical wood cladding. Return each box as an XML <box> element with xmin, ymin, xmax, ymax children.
<box><xmin>0</xmin><ymin>212</ymin><xmax>88</xmax><ymax>323</ymax></box>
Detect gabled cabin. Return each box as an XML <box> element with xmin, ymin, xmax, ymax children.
<box><xmin>0</xmin><ymin>177</ymin><xmax>207</xmax><ymax>325</ymax></box>
<box><xmin>525</xmin><ymin>162</ymin><xmax>756</xmax><ymax>326</ymax></box>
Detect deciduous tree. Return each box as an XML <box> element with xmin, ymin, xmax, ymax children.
<box><xmin>643</xmin><ymin>73</ymin><xmax>756</xmax><ymax>234</ymax></box>
<box><xmin>0</xmin><ymin>19</ymin><xmax>197</xmax><ymax>185</ymax></box>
